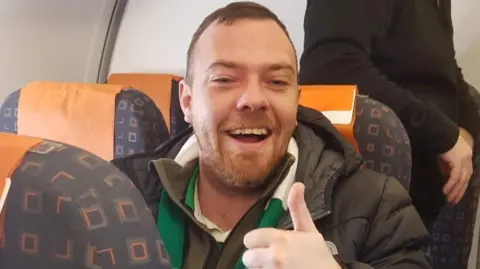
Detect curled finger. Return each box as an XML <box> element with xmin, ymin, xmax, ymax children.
<box><xmin>242</xmin><ymin>248</ymin><xmax>270</xmax><ymax>268</ymax></box>
<box><xmin>453</xmin><ymin>166</ymin><xmax>472</xmax><ymax>204</ymax></box>
<box><xmin>447</xmin><ymin>164</ymin><xmax>469</xmax><ymax>203</ymax></box>
<box><xmin>453</xmin><ymin>180</ymin><xmax>469</xmax><ymax>204</ymax></box>
<box><xmin>443</xmin><ymin>164</ymin><xmax>462</xmax><ymax>195</ymax></box>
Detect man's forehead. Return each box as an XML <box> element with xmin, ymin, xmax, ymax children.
<box><xmin>206</xmin><ymin>59</ymin><xmax>296</xmax><ymax>74</ymax></box>
<box><xmin>194</xmin><ymin>19</ymin><xmax>297</xmax><ymax>70</ymax></box>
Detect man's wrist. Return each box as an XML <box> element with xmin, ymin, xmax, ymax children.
<box><xmin>460</xmin><ymin>127</ymin><xmax>474</xmax><ymax>148</ymax></box>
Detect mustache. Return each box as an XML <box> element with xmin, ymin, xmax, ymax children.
<box><xmin>221</xmin><ymin>114</ymin><xmax>277</xmax><ymax>131</ymax></box>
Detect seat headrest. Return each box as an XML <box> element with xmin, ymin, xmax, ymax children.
<box><xmin>16</xmin><ymin>81</ymin><xmax>124</xmax><ymax>160</ymax></box>
<box><xmin>3</xmin><ymin>81</ymin><xmax>170</xmax><ymax>160</ymax></box>
<box><xmin>299</xmin><ymin>85</ymin><xmax>358</xmax><ymax>151</ymax></box>
<box><xmin>0</xmin><ymin>133</ymin><xmax>44</xmax><ymax>239</ymax></box>
<box><xmin>107</xmin><ymin>73</ymin><xmax>182</xmax><ymax>130</ymax></box>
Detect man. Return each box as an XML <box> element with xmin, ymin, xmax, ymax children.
<box><xmin>299</xmin><ymin>0</ymin><xmax>477</xmax><ymax>228</ymax></box>
<box><xmin>112</xmin><ymin>2</ymin><xmax>431</xmax><ymax>268</ymax></box>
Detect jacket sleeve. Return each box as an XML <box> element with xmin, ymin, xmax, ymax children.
<box><xmin>298</xmin><ymin>0</ymin><xmax>459</xmax><ymax>154</ymax></box>
<box><xmin>340</xmin><ymin>177</ymin><xmax>433</xmax><ymax>269</ymax></box>
<box><xmin>442</xmin><ymin>0</ymin><xmax>480</xmax><ymax>139</ymax></box>
<box><xmin>456</xmin><ymin>68</ymin><xmax>480</xmax><ymax>139</ymax></box>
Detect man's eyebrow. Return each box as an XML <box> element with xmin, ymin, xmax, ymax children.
<box><xmin>207</xmin><ymin>60</ymin><xmax>238</xmax><ymax>70</ymax></box>
<box><xmin>267</xmin><ymin>63</ymin><xmax>295</xmax><ymax>74</ymax></box>
<box><xmin>207</xmin><ymin>60</ymin><xmax>295</xmax><ymax>74</ymax></box>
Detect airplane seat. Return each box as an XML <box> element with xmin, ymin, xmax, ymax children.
<box><xmin>107</xmin><ymin>73</ymin><xmax>188</xmax><ymax>136</ymax></box>
<box><xmin>353</xmin><ymin>95</ymin><xmax>412</xmax><ymax>189</ymax></box>
<box><xmin>0</xmin><ymin>133</ymin><xmax>168</xmax><ymax>269</ymax></box>
<box><xmin>0</xmin><ymin>81</ymin><xmax>170</xmax><ymax>160</ymax></box>
<box><xmin>430</xmin><ymin>84</ymin><xmax>480</xmax><ymax>269</ymax></box>
<box><xmin>299</xmin><ymin>86</ymin><xmax>411</xmax><ymax>189</ymax></box>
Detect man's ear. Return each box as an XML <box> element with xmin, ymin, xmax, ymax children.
<box><xmin>179</xmin><ymin>79</ymin><xmax>193</xmax><ymax>124</ymax></box>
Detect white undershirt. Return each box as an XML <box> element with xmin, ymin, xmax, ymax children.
<box><xmin>193</xmin><ymin>180</ymin><xmax>231</xmax><ymax>242</ymax></box>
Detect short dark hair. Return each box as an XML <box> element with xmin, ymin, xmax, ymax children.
<box><xmin>185</xmin><ymin>1</ymin><xmax>294</xmax><ymax>84</ymax></box>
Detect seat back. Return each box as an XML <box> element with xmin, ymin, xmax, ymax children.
<box><xmin>299</xmin><ymin>86</ymin><xmax>411</xmax><ymax>189</ymax></box>
<box><xmin>0</xmin><ymin>81</ymin><xmax>170</xmax><ymax>160</ymax></box>
<box><xmin>429</xmin><ymin>84</ymin><xmax>480</xmax><ymax>269</ymax></box>
<box><xmin>299</xmin><ymin>85</ymin><xmax>358</xmax><ymax>151</ymax></box>
<box><xmin>0</xmin><ymin>133</ymin><xmax>169</xmax><ymax>268</ymax></box>
<box><xmin>107</xmin><ymin>73</ymin><xmax>187</xmax><ymax>135</ymax></box>
<box><xmin>353</xmin><ymin>96</ymin><xmax>412</xmax><ymax>188</ymax></box>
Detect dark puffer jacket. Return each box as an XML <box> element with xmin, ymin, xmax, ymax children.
<box><xmin>111</xmin><ymin>105</ymin><xmax>432</xmax><ymax>269</ymax></box>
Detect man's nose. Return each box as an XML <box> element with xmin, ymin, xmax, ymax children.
<box><xmin>236</xmin><ymin>82</ymin><xmax>269</xmax><ymax>112</ymax></box>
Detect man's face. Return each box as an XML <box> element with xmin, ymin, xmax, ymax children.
<box><xmin>179</xmin><ymin>19</ymin><xmax>299</xmax><ymax>192</ymax></box>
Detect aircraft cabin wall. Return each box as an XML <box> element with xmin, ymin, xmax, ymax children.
<box><xmin>109</xmin><ymin>0</ymin><xmax>480</xmax><ymax>91</ymax></box>
<box><xmin>0</xmin><ymin>0</ymin><xmax>125</xmax><ymax>101</ymax></box>
<box><xmin>1</xmin><ymin>0</ymin><xmax>479</xmax><ymax>101</ymax></box>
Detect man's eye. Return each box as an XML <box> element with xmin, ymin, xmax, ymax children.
<box><xmin>212</xmin><ymin>78</ymin><xmax>233</xmax><ymax>84</ymax></box>
<box><xmin>270</xmin><ymin>80</ymin><xmax>288</xmax><ymax>86</ymax></box>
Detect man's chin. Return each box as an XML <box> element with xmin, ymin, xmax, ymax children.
<box><xmin>233</xmin><ymin>152</ymin><xmax>263</xmax><ymax>162</ymax></box>
<box><xmin>222</xmin><ymin>161</ymin><xmax>273</xmax><ymax>189</ymax></box>
<box><xmin>221</xmin><ymin>173</ymin><xmax>270</xmax><ymax>195</ymax></box>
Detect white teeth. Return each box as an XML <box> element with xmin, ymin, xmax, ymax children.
<box><xmin>230</xmin><ymin>128</ymin><xmax>268</xmax><ymax>135</ymax></box>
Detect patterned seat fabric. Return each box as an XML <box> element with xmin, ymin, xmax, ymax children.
<box><xmin>0</xmin><ymin>134</ymin><xmax>170</xmax><ymax>269</ymax></box>
<box><xmin>107</xmin><ymin>73</ymin><xmax>189</xmax><ymax>136</ymax></box>
<box><xmin>353</xmin><ymin>96</ymin><xmax>411</xmax><ymax>189</ymax></box>
<box><xmin>0</xmin><ymin>82</ymin><xmax>170</xmax><ymax>160</ymax></box>
<box><xmin>429</xmin><ymin>84</ymin><xmax>480</xmax><ymax>269</ymax></box>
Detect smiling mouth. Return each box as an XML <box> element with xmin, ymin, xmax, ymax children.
<box><xmin>227</xmin><ymin>128</ymin><xmax>272</xmax><ymax>143</ymax></box>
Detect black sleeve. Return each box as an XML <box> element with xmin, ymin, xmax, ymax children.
<box><xmin>298</xmin><ymin>0</ymin><xmax>459</xmax><ymax>154</ymax></box>
<box><xmin>456</xmin><ymin>68</ymin><xmax>480</xmax><ymax>139</ymax></box>
<box><xmin>443</xmin><ymin>0</ymin><xmax>480</xmax><ymax>139</ymax></box>
<box><xmin>341</xmin><ymin>177</ymin><xmax>433</xmax><ymax>269</ymax></box>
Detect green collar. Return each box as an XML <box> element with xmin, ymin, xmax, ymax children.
<box><xmin>184</xmin><ymin>164</ymin><xmax>199</xmax><ymax>211</ymax></box>
<box><xmin>157</xmin><ymin>160</ymin><xmax>289</xmax><ymax>269</ymax></box>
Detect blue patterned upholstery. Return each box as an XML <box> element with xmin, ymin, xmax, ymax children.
<box><xmin>0</xmin><ymin>136</ymin><xmax>170</xmax><ymax>269</ymax></box>
<box><xmin>107</xmin><ymin>73</ymin><xmax>186</xmax><ymax>137</ymax></box>
<box><xmin>113</xmin><ymin>88</ymin><xmax>170</xmax><ymax>158</ymax></box>
<box><xmin>353</xmin><ymin>96</ymin><xmax>411</xmax><ymax>189</ymax></box>
<box><xmin>429</xmin><ymin>85</ymin><xmax>480</xmax><ymax>269</ymax></box>
<box><xmin>169</xmin><ymin>79</ymin><xmax>190</xmax><ymax>137</ymax></box>
<box><xmin>0</xmin><ymin>86</ymin><xmax>170</xmax><ymax>160</ymax></box>
<box><xmin>0</xmin><ymin>89</ymin><xmax>19</xmax><ymax>133</ymax></box>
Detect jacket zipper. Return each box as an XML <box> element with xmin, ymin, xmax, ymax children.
<box><xmin>204</xmin><ymin>195</ymin><xmax>265</xmax><ymax>269</ymax></box>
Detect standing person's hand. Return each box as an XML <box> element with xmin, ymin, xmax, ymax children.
<box><xmin>439</xmin><ymin>128</ymin><xmax>473</xmax><ymax>204</ymax></box>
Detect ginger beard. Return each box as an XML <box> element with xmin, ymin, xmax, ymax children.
<box><xmin>192</xmin><ymin>111</ymin><xmax>291</xmax><ymax>194</ymax></box>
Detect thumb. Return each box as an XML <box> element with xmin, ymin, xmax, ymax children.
<box><xmin>287</xmin><ymin>182</ymin><xmax>317</xmax><ymax>232</ymax></box>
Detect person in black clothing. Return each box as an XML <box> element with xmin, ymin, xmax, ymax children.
<box><xmin>298</xmin><ymin>0</ymin><xmax>478</xmax><ymax>228</ymax></box>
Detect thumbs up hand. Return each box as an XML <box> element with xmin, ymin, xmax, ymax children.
<box><xmin>242</xmin><ymin>183</ymin><xmax>341</xmax><ymax>269</ymax></box>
